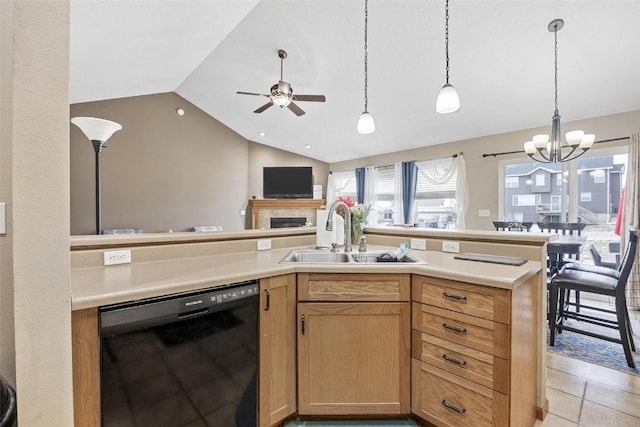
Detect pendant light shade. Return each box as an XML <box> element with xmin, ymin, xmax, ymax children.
<box><xmin>436</xmin><ymin>0</ymin><xmax>460</xmax><ymax>114</ymax></box>
<box><xmin>436</xmin><ymin>83</ymin><xmax>460</xmax><ymax>114</ymax></box>
<box><xmin>357</xmin><ymin>0</ymin><xmax>375</xmax><ymax>134</ymax></box>
<box><xmin>357</xmin><ymin>111</ymin><xmax>375</xmax><ymax>134</ymax></box>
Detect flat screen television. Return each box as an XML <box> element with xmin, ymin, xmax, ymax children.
<box><xmin>263</xmin><ymin>166</ymin><xmax>313</xmax><ymax>199</ymax></box>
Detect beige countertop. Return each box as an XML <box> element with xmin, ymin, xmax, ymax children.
<box><xmin>70</xmin><ymin>244</ymin><xmax>542</xmax><ymax>310</ymax></box>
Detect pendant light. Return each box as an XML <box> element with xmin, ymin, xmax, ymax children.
<box><xmin>357</xmin><ymin>0</ymin><xmax>375</xmax><ymax>134</ymax></box>
<box><xmin>436</xmin><ymin>0</ymin><xmax>460</xmax><ymax>114</ymax></box>
<box><xmin>523</xmin><ymin>19</ymin><xmax>595</xmax><ymax>163</ymax></box>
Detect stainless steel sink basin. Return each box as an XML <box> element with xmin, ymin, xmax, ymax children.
<box><xmin>280</xmin><ymin>249</ymin><xmax>426</xmax><ymax>264</ymax></box>
<box><xmin>280</xmin><ymin>250</ymin><xmax>350</xmax><ymax>263</ymax></box>
<box><xmin>351</xmin><ymin>252</ymin><xmax>424</xmax><ymax>263</ymax></box>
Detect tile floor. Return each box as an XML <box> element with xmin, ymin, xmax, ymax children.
<box><xmin>536</xmin><ymin>297</ymin><xmax>640</xmax><ymax>427</ymax></box>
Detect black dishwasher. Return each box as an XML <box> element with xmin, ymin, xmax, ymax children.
<box><xmin>99</xmin><ymin>281</ymin><xmax>259</xmax><ymax>427</ymax></box>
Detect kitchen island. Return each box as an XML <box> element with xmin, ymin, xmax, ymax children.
<box><xmin>70</xmin><ymin>226</ymin><xmax>550</xmax><ymax>426</ymax></box>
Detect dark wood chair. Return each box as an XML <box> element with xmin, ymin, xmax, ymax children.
<box><xmin>549</xmin><ymin>227</ymin><xmax>638</xmax><ymax>368</ymax></box>
<box><xmin>493</xmin><ymin>221</ymin><xmax>533</xmax><ymax>232</ymax></box>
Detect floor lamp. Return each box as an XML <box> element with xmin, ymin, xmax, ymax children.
<box><xmin>71</xmin><ymin>117</ymin><xmax>122</xmax><ymax>235</ymax></box>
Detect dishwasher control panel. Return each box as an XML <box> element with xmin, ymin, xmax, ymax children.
<box><xmin>177</xmin><ymin>281</ymin><xmax>259</xmax><ymax>313</ymax></box>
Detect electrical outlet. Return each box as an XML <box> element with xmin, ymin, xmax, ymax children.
<box><xmin>410</xmin><ymin>238</ymin><xmax>427</xmax><ymax>250</ymax></box>
<box><xmin>442</xmin><ymin>241</ymin><xmax>460</xmax><ymax>253</ymax></box>
<box><xmin>257</xmin><ymin>239</ymin><xmax>272</xmax><ymax>251</ymax></box>
<box><xmin>478</xmin><ymin>209</ymin><xmax>490</xmax><ymax>217</ymax></box>
<box><xmin>104</xmin><ymin>249</ymin><xmax>131</xmax><ymax>266</ymax></box>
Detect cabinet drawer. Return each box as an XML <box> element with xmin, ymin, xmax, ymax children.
<box><xmin>412</xmin><ymin>359</ymin><xmax>508</xmax><ymax>427</ymax></box>
<box><xmin>412</xmin><ymin>303</ymin><xmax>509</xmax><ymax>359</ymax></box>
<box><xmin>412</xmin><ymin>275</ymin><xmax>510</xmax><ymax>324</ymax></box>
<box><xmin>298</xmin><ymin>273</ymin><xmax>410</xmax><ymax>302</ymax></box>
<box><xmin>411</xmin><ymin>330</ymin><xmax>509</xmax><ymax>394</ymax></box>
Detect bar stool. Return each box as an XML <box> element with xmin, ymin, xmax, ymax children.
<box><xmin>548</xmin><ymin>227</ymin><xmax>638</xmax><ymax>368</ymax></box>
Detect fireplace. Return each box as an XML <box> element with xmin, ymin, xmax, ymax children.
<box><xmin>270</xmin><ymin>217</ymin><xmax>307</xmax><ymax>229</ymax></box>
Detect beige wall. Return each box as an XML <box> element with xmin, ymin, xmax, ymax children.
<box><xmin>1</xmin><ymin>0</ymin><xmax>74</xmax><ymax>425</ymax></box>
<box><xmin>331</xmin><ymin>110</ymin><xmax>640</xmax><ymax>230</ymax></box>
<box><xmin>70</xmin><ymin>93</ymin><xmax>330</xmax><ymax>234</ymax></box>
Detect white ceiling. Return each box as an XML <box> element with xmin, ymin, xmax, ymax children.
<box><xmin>70</xmin><ymin>0</ymin><xmax>640</xmax><ymax>163</ymax></box>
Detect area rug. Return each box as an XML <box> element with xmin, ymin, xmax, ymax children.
<box><xmin>546</xmin><ymin>313</ymin><xmax>640</xmax><ymax>375</ymax></box>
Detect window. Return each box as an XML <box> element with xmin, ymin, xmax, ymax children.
<box><xmin>505</xmin><ymin>177</ymin><xmax>519</xmax><ymax>188</ymax></box>
<box><xmin>581</xmin><ymin>192</ymin><xmax>592</xmax><ymax>202</ymax></box>
<box><xmin>329</xmin><ymin>170</ymin><xmax>356</xmax><ymax>201</ymax></box>
<box><xmin>513</xmin><ymin>194</ymin><xmax>538</xmax><ymax>206</ymax></box>
<box><xmin>535</xmin><ymin>173</ymin><xmax>545</xmax><ymax>186</ymax></box>
<box><xmin>592</xmin><ymin>169</ymin><xmax>606</xmax><ymax>184</ymax></box>
<box><xmin>373</xmin><ymin>165</ymin><xmax>398</xmax><ymax>225</ymax></box>
<box><xmin>556</xmin><ymin>173</ymin><xmax>563</xmax><ymax>186</ymax></box>
<box><xmin>414</xmin><ymin>158</ymin><xmax>458</xmax><ymax>229</ymax></box>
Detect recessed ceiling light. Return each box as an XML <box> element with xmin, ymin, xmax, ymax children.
<box><xmin>259</xmin><ymin>131</ymin><xmax>265</xmax><ymax>137</ymax></box>
<box><xmin>176</xmin><ymin>108</ymin><xmax>185</xmax><ymax>116</ymax></box>
<box><xmin>305</xmin><ymin>144</ymin><xmax>311</xmax><ymax>149</ymax></box>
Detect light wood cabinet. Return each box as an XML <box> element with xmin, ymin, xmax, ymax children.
<box><xmin>297</xmin><ymin>273</ymin><xmax>410</xmax><ymax>416</ymax></box>
<box><xmin>411</xmin><ymin>274</ymin><xmax>538</xmax><ymax>427</ymax></box>
<box><xmin>259</xmin><ymin>274</ymin><xmax>297</xmax><ymax>427</ymax></box>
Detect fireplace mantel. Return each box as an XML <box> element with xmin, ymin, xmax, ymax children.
<box><xmin>248</xmin><ymin>199</ymin><xmax>325</xmax><ymax>229</ymax></box>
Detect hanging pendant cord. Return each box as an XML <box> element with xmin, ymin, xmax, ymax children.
<box><xmin>363</xmin><ymin>0</ymin><xmax>369</xmax><ymax>112</ymax></box>
<box><xmin>553</xmin><ymin>25</ymin><xmax>559</xmax><ymax>114</ymax></box>
<box><xmin>444</xmin><ymin>0</ymin><xmax>450</xmax><ymax>84</ymax></box>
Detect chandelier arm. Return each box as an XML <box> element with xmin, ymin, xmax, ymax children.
<box><xmin>528</xmin><ymin>150</ymin><xmax>552</xmax><ymax>163</ymax></box>
<box><xmin>560</xmin><ymin>148</ymin><xmax>590</xmax><ymax>163</ymax></box>
<box><xmin>558</xmin><ymin>145</ymin><xmax>578</xmax><ymax>161</ymax></box>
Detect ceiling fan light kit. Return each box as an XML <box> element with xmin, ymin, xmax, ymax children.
<box><xmin>436</xmin><ymin>0</ymin><xmax>460</xmax><ymax>114</ymax></box>
<box><xmin>236</xmin><ymin>49</ymin><xmax>326</xmax><ymax>116</ymax></box>
<box><xmin>524</xmin><ymin>18</ymin><xmax>594</xmax><ymax>163</ymax></box>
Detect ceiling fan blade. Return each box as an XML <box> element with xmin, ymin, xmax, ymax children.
<box><xmin>237</xmin><ymin>91</ymin><xmax>269</xmax><ymax>97</ymax></box>
<box><xmin>287</xmin><ymin>102</ymin><xmax>306</xmax><ymax>116</ymax></box>
<box><xmin>254</xmin><ymin>102</ymin><xmax>274</xmax><ymax>113</ymax></box>
<box><xmin>293</xmin><ymin>94</ymin><xmax>326</xmax><ymax>102</ymax></box>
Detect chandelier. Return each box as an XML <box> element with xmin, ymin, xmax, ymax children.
<box><xmin>524</xmin><ymin>19</ymin><xmax>594</xmax><ymax>163</ymax></box>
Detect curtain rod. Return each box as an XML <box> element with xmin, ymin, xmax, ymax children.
<box><xmin>481</xmin><ymin>137</ymin><xmax>630</xmax><ymax>158</ymax></box>
<box><xmin>330</xmin><ymin>152</ymin><xmax>463</xmax><ymax>174</ymax></box>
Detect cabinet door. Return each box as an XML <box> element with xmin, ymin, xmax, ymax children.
<box><xmin>298</xmin><ymin>302</ymin><xmax>410</xmax><ymax>415</ymax></box>
<box><xmin>259</xmin><ymin>274</ymin><xmax>297</xmax><ymax>427</ymax></box>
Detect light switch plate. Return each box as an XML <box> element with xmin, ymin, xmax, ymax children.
<box><xmin>0</xmin><ymin>203</ymin><xmax>5</xmax><ymax>235</ymax></box>
<box><xmin>257</xmin><ymin>239</ymin><xmax>272</xmax><ymax>251</ymax></box>
<box><xmin>479</xmin><ymin>209</ymin><xmax>490</xmax><ymax>217</ymax></box>
<box><xmin>410</xmin><ymin>238</ymin><xmax>427</xmax><ymax>250</ymax></box>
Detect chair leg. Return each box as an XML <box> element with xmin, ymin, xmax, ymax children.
<box><xmin>615</xmin><ymin>297</ymin><xmax>636</xmax><ymax>369</ymax></box>
<box><xmin>624</xmin><ymin>303</ymin><xmax>636</xmax><ymax>352</ymax></box>
<box><xmin>549</xmin><ymin>284</ymin><xmax>559</xmax><ymax>346</ymax></box>
<box><xmin>575</xmin><ymin>290</ymin><xmax>580</xmax><ymax>313</ymax></box>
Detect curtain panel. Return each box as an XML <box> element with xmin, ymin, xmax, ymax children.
<box><xmin>621</xmin><ymin>133</ymin><xmax>640</xmax><ymax>308</ymax></box>
<box><xmin>402</xmin><ymin>161</ymin><xmax>418</xmax><ymax>225</ymax></box>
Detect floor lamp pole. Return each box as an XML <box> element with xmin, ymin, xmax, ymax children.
<box><xmin>92</xmin><ymin>140</ymin><xmax>105</xmax><ymax>235</ymax></box>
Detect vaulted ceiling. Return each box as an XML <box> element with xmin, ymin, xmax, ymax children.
<box><xmin>70</xmin><ymin>0</ymin><xmax>640</xmax><ymax>163</ymax></box>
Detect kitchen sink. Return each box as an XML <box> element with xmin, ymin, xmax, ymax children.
<box><xmin>280</xmin><ymin>249</ymin><xmax>426</xmax><ymax>264</ymax></box>
<box><xmin>351</xmin><ymin>252</ymin><xmax>424</xmax><ymax>263</ymax></box>
<box><xmin>280</xmin><ymin>250</ymin><xmax>350</xmax><ymax>263</ymax></box>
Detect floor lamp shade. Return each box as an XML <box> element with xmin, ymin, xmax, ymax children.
<box><xmin>71</xmin><ymin>117</ymin><xmax>122</xmax><ymax>142</ymax></box>
<box><xmin>71</xmin><ymin>117</ymin><xmax>122</xmax><ymax>235</ymax></box>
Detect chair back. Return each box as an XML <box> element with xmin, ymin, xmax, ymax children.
<box><xmin>615</xmin><ymin>227</ymin><xmax>638</xmax><ymax>298</ymax></box>
<box><xmin>589</xmin><ymin>244</ymin><xmax>603</xmax><ymax>265</ymax></box>
<box><xmin>493</xmin><ymin>221</ymin><xmax>533</xmax><ymax>232</ymax></box>
<box><xmin>536</xmin><ymin>222</ymin><xmax>586</xmax><ymax>236</ymax></box>
<box><xmin>493</xmin><ymin>221</ymin><xmax>510</xmax><ymax>231</ymax></box>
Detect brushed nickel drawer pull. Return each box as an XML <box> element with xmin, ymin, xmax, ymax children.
<box><xmin>442</xmin><ymin>399</ymin><xmax>466</xmax><ymax>414</ymax></box>
<box><xmin>442</xmin><ymin>292</ymin><xmax>467</xmax><ymax>301</ymax></box>
<box><xmin>264</xmin><ymin>289</ymin><xmax>270</xmax><ymax>311</ymax></box>
<box><xmin>442</xmin><ymin>323</ymin><xmax>467</xmax><ymax>333</ymax></box>
<box><xmin>442</xmin><ymin>353</ymin><xmax>467</xmax><ymax>366</ymax></box>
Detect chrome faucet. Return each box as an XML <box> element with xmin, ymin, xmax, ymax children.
<box><xmin>326</xmin><ymin>200</ymin><xmax>352</xmax><ymax>252</ymax></box>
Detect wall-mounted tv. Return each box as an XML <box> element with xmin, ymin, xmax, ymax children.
<box><xmin>263</xmin><ymin>166</ymin><xmax>313</xmax><ymax>199</ymax></box>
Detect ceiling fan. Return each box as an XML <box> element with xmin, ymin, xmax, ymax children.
<box><xmin>237</xmin><ymin>49</ymin><xmax>326</xmax><ymax>116</ymax></box>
